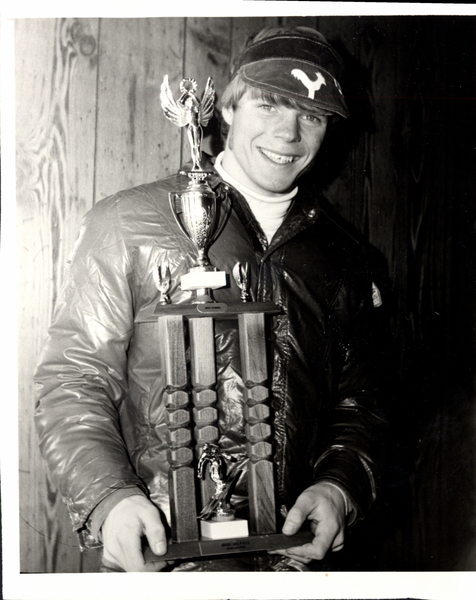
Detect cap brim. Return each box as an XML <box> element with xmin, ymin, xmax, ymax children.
<box><xmin>240</xmin><ymin>59</ymin><xmax>349</xmax><ymax>118</ymax></box>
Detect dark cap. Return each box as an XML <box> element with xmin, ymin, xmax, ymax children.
<box><xmin>232</xmin><ymin>30</ymin><xmax>349</xmax><ymax>118</ymax></box>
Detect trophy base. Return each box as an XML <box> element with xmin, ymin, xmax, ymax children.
<box><xmin>144</xmin><ymin>531</ymin><xmax>314</xmax><ymax>562</ymax></box>
<box><xmin>200</xmin><ymin>518</ymin><xmax>249</xmax><ymax>540</ymax></box>
<box><xmin>135</xmin><ymin>300</ymin><xmax>281</xmax><ymax>323</ymax></box>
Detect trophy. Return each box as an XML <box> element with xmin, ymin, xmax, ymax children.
<box><xmin>160</xmin><ymin>75</ymin><xmax>227</xmax><ymax>303</ymax></box>
<box><xmin>197</xmin><ymin>443</ymin><xmax>249</xmax><ymax>540</ymax></box>
<box><xmin>138</xmin><ymin>76</ymin><xmax>312</xmax><ymax>562</ymax></box>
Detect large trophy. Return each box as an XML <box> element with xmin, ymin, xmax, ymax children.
<box><xmin>138</xmin><ymin>75</ymin><xmax>312</xmax><ymax>561</ymax></box>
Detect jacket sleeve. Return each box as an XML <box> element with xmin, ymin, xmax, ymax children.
<box><xmin>34</xmin><ymin>197</ymin><xmax>148</xmax><ymax>545</ymax></box>
<box><xmin>312</xmin><ymin>249</ymin><xmax>389</xmax><ymax>518</ymax></box>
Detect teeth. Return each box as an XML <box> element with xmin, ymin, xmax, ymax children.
<box><xmin>261</xmin><ymin>149</ymin><xmax>296</xmax><ymax>164</ymax></box>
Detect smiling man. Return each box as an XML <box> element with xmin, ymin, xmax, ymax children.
<box><xmin>221</xmin><ymin>94</ymin><xmax>328</xmax><ymax>195</ymax></box>
<box><xmin>34</xmin><ymin>26</ymin><xmax>386</xmax><ymax>573</ymax></box>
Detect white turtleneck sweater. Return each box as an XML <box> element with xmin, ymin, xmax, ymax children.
<box><xmin>214</xmin><ymin>152</ymin><xmax>297</xmax><ymax>243</ymax></box>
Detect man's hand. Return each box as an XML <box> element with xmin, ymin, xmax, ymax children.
<box><xmin>101</xmin><ymin>494</ymin><xmax>169</xmax><ymax>572</ymax></box>
<box><xmin>272</xmin><ymin>481</ymin><xmax>347</xmax><ymax>563</ymax></box>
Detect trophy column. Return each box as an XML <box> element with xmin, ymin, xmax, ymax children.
<box><xmin>159</xmin><ymin>315</ymin><xmax>199</xmax><ymax>543</ymax></box>
<box><xmin>239</xmin><ymin>312</ymin><xmax>276</xmax><ymax>536</ymax></box>
<box><xmin>189</xmin><ymin>316</ymin><xmax>219</xmax><ymax>505</ymax></box>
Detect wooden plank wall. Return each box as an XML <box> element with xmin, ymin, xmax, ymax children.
<box><xmin>16</xmin><ymin>18</ymin><xmax>101</xmax><ymax>573</ymax></box>
<box><xmin>15</xmin><ymin>16</ymin><xmax>476</xmax><ymax>573</ymax></box>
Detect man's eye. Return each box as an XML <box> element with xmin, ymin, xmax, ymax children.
<box><xmin>259</xmin><ymin>104</ymin><xmax>277</xmax><ymax>112</ymax></box>
<box><xmin>302</xmin><ymin>114</ymin><xmax>325</xmax><ymax>124</ymax></box>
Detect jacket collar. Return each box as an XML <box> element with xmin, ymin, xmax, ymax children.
<box><xmin>266</xmin><ymin>184</ymin><xmax>321</xmax><ymax>253</ymax></box>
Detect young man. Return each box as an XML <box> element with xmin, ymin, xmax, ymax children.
<box><xmin>34</xmin><ymin>26</ymin><xmax>386</xmax><ymax>572</ymax></box>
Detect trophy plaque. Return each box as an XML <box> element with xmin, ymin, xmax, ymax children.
<box><xmin>137</xmin><ymin>76</ymin><xmax>312</xmax><ymax>562</ymax></box>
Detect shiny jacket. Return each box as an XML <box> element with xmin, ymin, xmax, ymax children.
<box><xmin>34</xmin><ymin>165</ymin><xmax>386</xmax><ymax>546</ymax></box>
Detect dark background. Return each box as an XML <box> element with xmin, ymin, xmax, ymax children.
<box><xmin>15</xmin><ymin>15</ymin><xmax>476</xmax><ymax>572</ymax></box>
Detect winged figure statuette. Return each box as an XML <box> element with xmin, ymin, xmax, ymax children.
<box><xmin>160</xmin><ymin>75</ymin><xmax>215</xmax><ymax>171</ymax></box>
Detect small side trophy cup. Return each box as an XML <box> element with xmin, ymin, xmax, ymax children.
<box><xmin>160</xmin><ymin>75</ymin><xmax>227</xmax><ymax>303</ymax></box>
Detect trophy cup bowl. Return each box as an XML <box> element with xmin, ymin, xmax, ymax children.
<box><xmin>169</xmin><ymin>170</ymin><xmax>227</xmax><ymax>303</ymax></box>
<box><xmin>180</xmin><ymin>185</ymin><xmax>217</xmax><ymax>266</ymax></box>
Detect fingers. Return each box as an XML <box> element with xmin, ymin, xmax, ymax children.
<box><xmin>271</xmin><ymin>507</ymin><xmax>344</xmax><ymax>562</ymax></box>
<box><xmin>281</xmin><ymin>485</ymin><xmax>322</xmax><ymax>536</ymax></box>
<box><xmin>269</xmin><ymin>549</ymin><xmax>313</xmax><ymax>564</ymax></box>
<box><xmin>103</xmin><ymin>525</ymin><xmax>149</xmax><ymax>572</ymax></box>
<box><xmin>143</xmin><ymin>513</ymin><xmax>168</xmax><ymax>557</ymax></box>
<box><xmin>102</xmin><ymin>495</ymin><xmax>168</xmax><ymax>572</ymax></box>
<box><xmin>281</xmin><ymin>504</ymin><xmax>307</xmax><ymax>536</ymax></box>
<box><xmin>274</xmin><ymin>482</ymin><xmax>347</xmax><ymax>562</ymax></box>
<box><xmin>141</xmin><ymin>560</ymin><xmax>170</xmax><ymax>572</ymax></box>
<box><xmin>280</xmin><ymin>517</ymin><xmax>344</xmax><ymax>561</ymax></box>
<box><xmin>330</xmin><ymin>527</ymin><xmax>345</xmax><ymax>552</ymax></box>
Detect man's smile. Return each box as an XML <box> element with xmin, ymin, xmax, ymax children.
<box><xmin>259</xmin><ymin>148</ymin><xmax>299</xmax><ymax>164</ymax></box>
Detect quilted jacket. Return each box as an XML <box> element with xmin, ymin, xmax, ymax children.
<box><xmin>34</xmin><ymin>163</ymin><xmax>386</xmax><ymax>548</ymax></box>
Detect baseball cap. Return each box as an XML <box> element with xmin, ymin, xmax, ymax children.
<box><xmin>232</xmin><ymin>29</ymin><xmax>349</xmax><ymax>118</ymax></box>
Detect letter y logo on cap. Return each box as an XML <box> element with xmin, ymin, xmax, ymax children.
<box><xmin>291</xmin><ymin>69</ymin><xmax>326</xmax><ymax>99</ymax></box>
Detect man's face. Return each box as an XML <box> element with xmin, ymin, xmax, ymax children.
<box><xmin>221</xmin><ymin>90</ymin><xmax>328</xmax><ymax>197</ymax></box>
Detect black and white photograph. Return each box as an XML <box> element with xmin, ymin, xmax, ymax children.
<box><xmin>2</xmin><ymin>2</ymin><xmax>476</xmax><ymax>599</ymax></box>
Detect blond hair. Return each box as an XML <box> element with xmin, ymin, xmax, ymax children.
<box><xmin>219</xmin><ymin>72</ymin><xmax>335</xmax><ymax>141</ymax></box>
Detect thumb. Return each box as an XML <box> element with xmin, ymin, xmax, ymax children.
<box><xmin>143</xmin><ymin>512</ymin><xmax>167</xmax><ymax>556</ymax></box>
<box><xmin>282</xmin><ymin>503</ymin><xmax>307</xmax><ymax>536</ymax></box>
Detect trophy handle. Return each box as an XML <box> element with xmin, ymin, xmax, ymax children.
<box><xmin>168</xmin><ymin>192</ymin><xmax>191</xmax><ymax>241</ymax></box>
<box><xmin>208</xmin><ymin>191</ymin><xmax>231</xmax><ymax>248</ymax></box>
